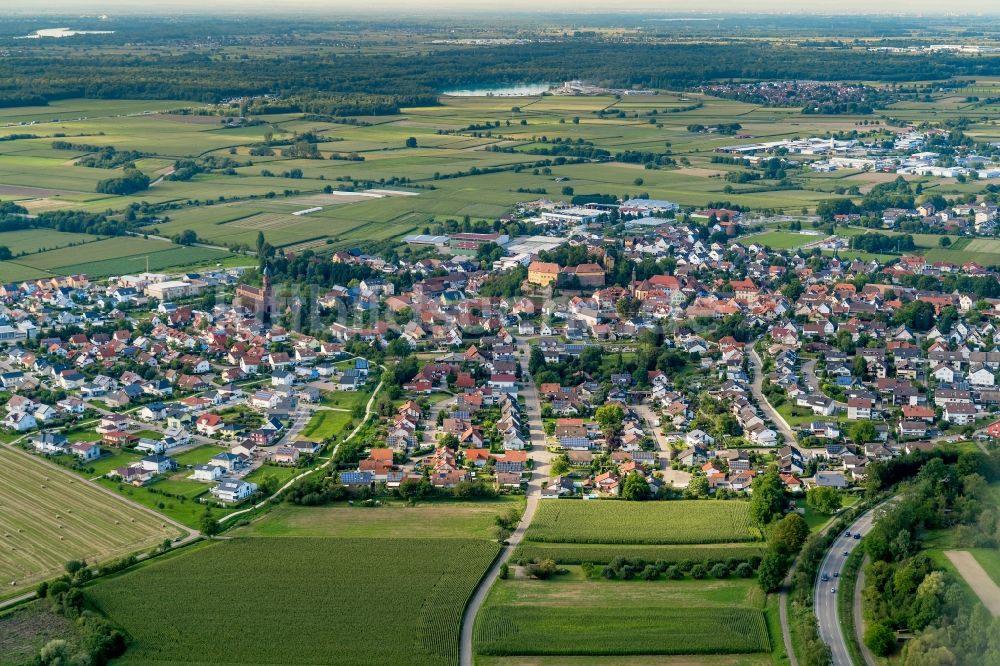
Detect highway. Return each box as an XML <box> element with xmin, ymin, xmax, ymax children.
<box><xmin>814</xmin><ymin>507</ymin><xmax>881</xmax><ymax>666</ymax></box>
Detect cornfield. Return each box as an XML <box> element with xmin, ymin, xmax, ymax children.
<box><xmin>475</xmin><ymin>606</ymin><xmax>771</xmax><ymax>656</ymax></box>
<box><xmin>87</xmin><ymin>536</ymin><xmax>499</xmax><ymax>665</ymax></box>
<box><xmin>524</xmin><ymin>500</ymin><xmax>759</xmax><ymax>544</ymax></box>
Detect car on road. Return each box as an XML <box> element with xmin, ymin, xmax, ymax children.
<box><xmin>833</xmin><ymin>572</ymin><xmax>839</xmax><ymax>577</ymax></box>
<box><xmin>845</xmin><ymin>531</ymin><xmax>851</xmax><ymax>536</ymax></box>
<box><xmin>843</xmin><ymin>551</ymin><xmax>850</xmax><ymax>556</ymax></box>
<box><xmin>831</xmin><ymin>587</ymin><xmax>837</xmax><ymax>593</ymax></box>
<box><xmin>821</xmin><ymin>573</ymin><xmax>829</xmax><ymax>582</ymax></box>
<box><xmin>853</xmin><ymin>533</ymin><xmax>861</xmax><ymax>539</ymax></box>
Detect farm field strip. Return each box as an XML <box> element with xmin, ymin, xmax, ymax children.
<box><xmin>513</xmin><ymin>542</ymin><xmax>766</xmax><ymax>564</ymax></box>
<box><xmin>0</xmin><ymin>446</ymin><xmax>179</xmax><ymax>594</ymax></box>
<box><xmin>475</xmin><ymin>606</ymin><xmax>771</xmax><ymax>656</ymax></box>
<box><xmin>524</xmin><ymin>500</ymin><xmax>759</xmax><ymax>545</ymax></box>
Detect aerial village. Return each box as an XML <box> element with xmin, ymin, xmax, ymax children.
<box><xmin>2</xmin><ymin>188</ymin><xmax>1000</xmax><ymax>515</ymax></box>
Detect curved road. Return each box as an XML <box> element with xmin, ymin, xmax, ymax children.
<box><xmin>815</xmin><ymin>506</ymin><xmax>881</xmax><ymax>666</ymax></box>
<box><xmin>459</xmin><ymin>341</ymin><xmax>552</xmax><ymax>666</ymax></box>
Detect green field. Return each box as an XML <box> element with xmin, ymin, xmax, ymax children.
<box><xmin>0</xmin><ymin>446</ymin><xmax>181</xmax><ymax>598</ymax></box>
<box><xmin>238</xmin><ymin>499</ymin><xmax>522</xmax><ymax>539</ymax></box>
<box><xmin>524</xmin><ymin>500</ymin><xmax>759</xmax><ymax>545</ymax></box>
<box><xmin>85</xmin><ymin>498</ymin><xmax>513</xmax><ymax>665</ymax></box>
<box><xmin>474</xmin><ymin>574</ymin><xmax>771</xmax><ymax>658</ymax></box>
<box><xmin>87</xmin><ymin>536</ymin><xmax>499</xmax><ymax>665</ymax></box>
<box><xmin>513</xmin><ymin>541</ymin><xmax>765</xmax><ymax>565</ymax></box>
<box><xmin>300</xmin><ymin>409</ymin><xmax>352</xmax><ymax>441</ymax></box>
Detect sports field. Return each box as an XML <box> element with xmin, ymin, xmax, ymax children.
<box><xmin>0</xmin><ymin>446</ymin><xmax>181</xmax><ymax>597</ymax></box>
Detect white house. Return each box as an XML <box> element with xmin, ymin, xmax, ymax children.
<box><xmin>944</xmin><ymin>402</ymin><xmax>977</xmax><ymax>426</ymax></box>
<box><xmin>4</xmin><ymin>411</ymin><xmax>37</xmax><ymax>432</ymax></box>
<box><xmin>211</xmin><ymin>478</ymin><xmax>258</xmax><ymax>503</ymax></box>
<box><xmin>140</xmin><ymin>454</ymin><xmax>176</xmax><ymax>474</ymax></box>
<box><xmin>969</xmin><ymin>367</ymin><xmax>996</xmax><ymax>387</ymax></box>
<box><xmin>193</xmin><ymin>464</ymin><xmax>224</xmax><ymax>482</ymax></box>
<box><xmin>70</xmin><ymin>441</ymin><xmax>101</xmax><ymax>461</ymax></box>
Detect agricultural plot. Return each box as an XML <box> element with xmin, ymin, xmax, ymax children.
<box><xmin>88</xmin><ymin>536</ymin><xmax>500</xmax><ymax>665</ymax></box>
<box><xmin>513</xmin><ymin>541</ymin><xmax>765</xmax><ymax>565</ymax></box>
<box><xmin>476</xmin><ymin>606</ymin><xmax>770</xmax><ymax>657</ymax></box>
<box><xmin>0</xmin><ymin>446</ymin><xmax>180</xmax><ymax>597</ymax></box>
<box><xmin>524</xmin><ymin>500</ymin><xmax>759</xmax><ymax>544</ymax></box>
<box><xmin>474</xmin><ymin>575</ymin><xmax>771</xmax><ymax>659</ymax></box>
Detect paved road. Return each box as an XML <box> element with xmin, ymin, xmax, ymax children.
<box><xmin>749</xmin><ymin>346</ymin><xmax>796</xmax><ymax>444</ymax></box>
<box><xmin>815</xmin><ymin>507</ymin><xmax>881</xmax><ymax>666</ymax></box>
<box><xmin>459</xmin><ymin>340</ymin><xmax>552</xmax><ymax>666</ymax></box>
<box><xmin>220</xmin><ymin>369</ymin><xmax>385</xmax><ymax>525</ymax></box>
<box><xmin>633</xmin><ymin>402</ymin><xmax>672</xmax><ymax>467</ymax></box>
<box><xmin>801</xmin><ymin>359</ymin><xmax>847</xmax><ymax>410</ymax></box>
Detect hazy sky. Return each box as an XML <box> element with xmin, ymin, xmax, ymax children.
<box><xmin>16</xmin><ymin>0</ymin><xmax>1000</xmax><ymax>15</ymax></box>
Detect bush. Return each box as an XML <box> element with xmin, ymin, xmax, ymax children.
<box><xmin>735</xmin><ymin>562</ymin><xmax>755</xmax><ymax>578</ymax></box>
<box><xmin>639</xmin><ymin>564</ymin><xmax>659</xmax><ymax>580</ymax></box>
<box><xmin>498</xmin><ymin>562</ymin><xmax>509</xmax><ymax>580</ymax></box>
<box><xmin>525</xmin><ymin>559</ymin><xmax>558</xmax><ymax>580</ymax></box>
<box><xmin>665</xmin><ymin>565</ymin><xmax>682</xmax><ymax>579</ymax></box>
<box><xmin>710</xmin><ymin>563</ymin><xmax>730</xmax><ymax>579</ymax></box>
<box><xmin>690</xmin><ymin>563</ymin><xmax>708</xmax><ymax>579</ymax></box>
<box><xmin>580</xmin><ymin>562</ymin><xmax>594</xmax><ymax>578</ymax></box>
<box><xmin>864</xmin><ymin>621</ymin><xmax>897</xmax><ymax>656</ymax></box>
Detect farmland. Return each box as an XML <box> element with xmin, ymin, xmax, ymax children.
<box><xmin>523</xmin><ymin>500</ymin><xmax>760</xmax><ymax>545</ymax></box>
<box><xmin>474</xmin><ymin>573</ymin><xmax>772</xmax><ymax>659</ymax></box>
<box><xmin>0</xmin><ymin>445</ymin><xmax>181</xmax><ymax>598</ymax></box>
<box><xmin>513</xmin><ymin>541</ymin><xmax>766</xmax><ymax>565</ymax></box>
<box><xmin>87</xmin><ymin>536</ymin><xmax>499</xmax><ymax>665</ymax></box>
<box><xmin>8</xmin><ymin>88</ymin><xmax>1000</xmax><ymax>277</ymax></box>
<box><xmin>84</xmin><ymin>499</ymin><xmax>514</xmax><ymax>663</ymax></box>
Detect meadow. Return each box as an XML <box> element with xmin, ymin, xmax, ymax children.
<box><xmin>87</xmin><ymin>536</ymin><xmax>500</xmax><ymax>665</ymax></box>
<box><xmin>523</xmin><ymin>500</ymin><xmax>759</xmax><ymax>545</ymax></box>
<box><xmin>300</xmin><ymin>408</ymin><xmax>352</xmax><ymax>441</ymax></box>
<box><xmin>0</xmin><ymin>445</ymin><xmax>181</xmax><ymax>598</ymax></box>
<box><xmin>474</xmin><ymin>573</ymin><xmax>771</xmax><ymax>658</ymax></box>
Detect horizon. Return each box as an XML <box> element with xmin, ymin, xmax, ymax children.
<box><xmin>10</xmin><ymin>1</ymin><xmax>1000</xmax><ymax>17</ymax></box>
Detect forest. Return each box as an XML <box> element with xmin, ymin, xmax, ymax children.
<box><xmin>2</xmin><ymin>41</ymin><xmax>1000</xmax><ymax>110</ymax></box>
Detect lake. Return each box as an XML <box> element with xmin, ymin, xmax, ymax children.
<box><xmin>442</xmin><ymin>83</ymin><xmax>551</xmax><ymax>97</ymax></box>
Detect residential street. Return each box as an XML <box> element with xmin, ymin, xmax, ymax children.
<box><xmin>459</xmin><ymin>340</ymin><xmax>551</xmax><ymax>666</ymax></box>
<box><xmin>749</xmin><ymin>346</ymin><xmax>797</xmax><ymax>443</ymax></box>
<box><xmin>801</xmin><ymin>359</ymin><xmax>847</xmax><ymax>409</ymax></box>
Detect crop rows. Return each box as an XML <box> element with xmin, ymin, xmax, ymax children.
<box><xmin>524</xmin><ymin>500</ymin><xmax>758</xmax><ymax>545</ymax></box>
<box><xmin>475</xmin><ymin>606</ymin><xmax>771</xmax><ymax>656</ymax></box>
<box><xmin>513</xmin><ymin>542</ymin><xmax>765</xmax><ymax>564</ymax></box>
<box><xmin>87</xmin><ymin>536</ymin><xmax>499</xmax><ymax>665</ymax></box>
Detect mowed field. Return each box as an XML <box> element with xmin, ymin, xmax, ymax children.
<box><xmin>0</xmin><ymin>446</ymin><xmax>181</xmax><ymax>597</ymax></box>
<box><xmin>523</xmin><ymin>500</ymin><xmax>760</xmax><ymax>544</ymax></box>
<box><xmin>85</xmin><ymin>500</ymin><xmax>516</xmax><ymax>664</ymax></box>
<box><xmin>0</xmin><ymin>235</ymin><xmax>228</xmax><ymax>282</ymax></box>
<box><xmin>474</xmin><ymin>573</ymin><xmax>772</xmax><ymax>659</ymax></box>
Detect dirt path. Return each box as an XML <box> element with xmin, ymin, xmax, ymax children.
<box><xmin>945</xmin><ymin>550</ymin><xmax>1000</xmax><ymax>617</ymax></box>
